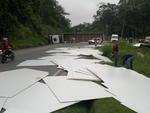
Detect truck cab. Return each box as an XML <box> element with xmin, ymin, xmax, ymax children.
<box><xmin>111</xmin><ymin>34</ymin><xmax>119</xmax><ymax>42</ymax></box>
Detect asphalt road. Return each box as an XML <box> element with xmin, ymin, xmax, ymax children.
<box><xmin>0</xmin><ymin>43</ymin><xmax>88</xmax><ymax>75</ymax></box>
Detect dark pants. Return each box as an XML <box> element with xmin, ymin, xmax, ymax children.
<box><xmin>113</xmin><ymin>52</ymin><xmax>118</xmax><ymax>66</ymax></box>
<box><xmin>125</xmin><ymin>56</ymin><xmax>134</xmax><ymax>69</ymax></box>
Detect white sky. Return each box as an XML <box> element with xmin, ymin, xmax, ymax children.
<box><xmin>57</xmin><ymin>0</ymin><xmax>119</xmax><ymax>26</ymax></box>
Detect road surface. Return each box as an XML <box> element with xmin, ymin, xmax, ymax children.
<box><xmin>0</xmin><ymin>43</ymin><xmax>88</xmax><ymax>75</ymax></box>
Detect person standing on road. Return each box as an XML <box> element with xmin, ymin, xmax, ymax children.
<box><xmin>94</xmin><ymin>38</ymin><xmax>98</xmax><ymax>47</ymax></box>
<box><xmin>112</xmin><ymin>40</ymin><xmax>119</xmax><ymax>66</ymax></box>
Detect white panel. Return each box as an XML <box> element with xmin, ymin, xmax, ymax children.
<box><xmin>17</xmin><ymin>60</ymin><xmax>56</xmax><ymax>66</ymax></box>
<box><xmin>4</xmin><ymin>83</ymin><xmax>76</xmax><ymax>113</ymax></box>
<box><xmin>39</xmin><ymin>55</ymin><xmax>78</xmax><ymax>61</ymax></box>
<box><xmin>88</xmin><ymin>64</ymin><xmax>150</xmax><ymax>113</ymax></box>
<box><xmin>67</xmin><ymin>70</ymin><xmax>100</xmax><ymax>81</ymax></box>
<box><xmin>45</xmin><ymin>47</ymin><xmax>111</xmax><ymax>67</ymax></box>
<box><xmin>44</xmin><ymin>76</ymin><xmax>112</xmax><ymax>102</ymax></box>
<box><xmin>66</xmin><ymin>48</ymin><xmax>110</xmax><ymax>62</ymax></box>
<box><xmin>133</xmin><ymin>43</ymin><xmax>141</xmax><ymax>47</ymax></box>
<box><xmin>4</xmin><ymin>108</ymin><xmax>35</xmax><ymax>113</ymax></box>
<box><xmin>0</xmin><ymin>98</ymin><xmax>6</xmax><ymax>110</ymax></box>
<box><xmin>92</xmin><ymin>54</ymin><xmax>112</xmax><ymax>62</ymax></box>
<box><xmin>54</xmin><ymin>58</ymin><xmax>100</xmax><ymax>72</ymax></box>
<box><xmin>0</xmin><ymin>68</ymin><xmax>48</xmax><ymax>98</ymax></box>
<box><xmin>46</xmin><ymin>47</ymin><xmax>103</xmax><ymax>56</ymax></box>
<box><xmin>55</xmin><ymin>47</ymin><xmax>71</xmax><ymax>50</ymax></box>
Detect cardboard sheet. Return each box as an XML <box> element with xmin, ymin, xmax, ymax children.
<box><xmin>54</xmin><ymin>58</ymin><xmax>100</xmax><ymax>72</ymax></box>
<box><xmin>45</xmin><ymin>47</ymin><xmax>111</xmax><ymax>64</ymax></box>
<box><xmin>88</xmin><ymin>64</ymin><xmax>150</xmax><ymax>113</ymax></box>
<box><xmin>4</xmin><ymin>83</ymin><xmax>76</xmax><ymax>113</ymax></box>
<box><xmin>67</xmin><ymin>70</ymin><xmax>100</xmax><ymax>81</ymax></box>
<box><xmin>4</xmin><ymin>108</ymin><xmax>35</xmax><ymax>113</ymax></box>
<box><xmin>44</xmin><ymin>76</ymin><xmax>112</xmax><ymax>102</ymax></box>
<box><xmin>0</xmin><ymin>98</ymin><xmax>6</xmax><ymax>111</ymax></box>
<box><xmin>39</xmin><ymin>55</ymin><xmax>78</xmax><ymax>61</ymax></box>
<box><xmin>0</xmin><ymin>68</ymin><xmax>48</xmax><ymax>98</ymax></box>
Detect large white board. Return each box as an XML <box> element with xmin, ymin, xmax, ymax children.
<box><xmin>44</xmin><ymin>76</ymin><xmax>112</xmax><ymax>102</ymax></box>
<box><xmin>67</xmin><ymin>71</ymin><xmax>100</xmax><ymax>81</ymax></box>
<box><xmin>0</xmin><ymin>68</ymin><xmax>48</xmax><ymax>98</ymax></box>
<box><xmin>88</xmin><ymin>64</ymin><xmax>150</xmax><ymax>113</ymax></box>
<box><xmin>4</xmin><ymin>83</ymin><xmax>76</xmax><ymax>113</ymax></box>
<box><xmin>0</xmin><ymin>98</ymin><xmax>6</xmax><ymax>111</ymax></box>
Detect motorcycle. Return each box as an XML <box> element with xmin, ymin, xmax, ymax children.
<box><xmin>0</xmin><ymin>48</ymin><xmax>15</xmax><ymax>63</ymax></box>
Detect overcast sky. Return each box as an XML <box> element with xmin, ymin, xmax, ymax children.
<box><xmin>57</xmin><ymin>0</ymin><xmax>119</xmax><ymax>26</ymax></box>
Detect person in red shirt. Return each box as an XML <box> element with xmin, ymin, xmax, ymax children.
<box><xmin>1</xmin><ymin>37</ymin><xmax>13</xmax><ymax>53</ymax></box>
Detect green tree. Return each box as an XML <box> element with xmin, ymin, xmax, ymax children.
<box><xmin>0</xmin><ymin>0</ymin><xmax>71</xmax><ymax>39</ymax></box>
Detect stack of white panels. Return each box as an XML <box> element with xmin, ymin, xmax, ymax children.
<box><xmin>88</xmin><ymin>64</ymin><xmax>150</xmax><ymax>113</ymax></box>
<box><xmin>4</xmin><ymin>83</ymin><xmax>76</xmax><ymax>113</ymax></box>
<box><xmin>0</xmin><ymin>68</ymin><xmax>48</xmax><ymax>98</ymax></box>
<box><xmin>46</xmin><ymin>47</ymin><xmax>110</xmax><ymax>62</ymax></box>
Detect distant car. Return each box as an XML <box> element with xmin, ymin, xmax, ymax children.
<box><xmin>111</xmin><ymin>34</ymin><xmax>119</xmax><ymax>42</ymax></box>
<box><xmin>88</xmin><ymin>39</ymin><xmax>95</xmax><ymax>44</ymax></box>
<box><xmin>88</xmin><ymin>38</ymin><xmax>103</xmax><ymax>45</ymax></box>
<box><xmin>141</xmin><ymin>36</ymin><xmax>150</xmax><ymax>47</ymax></box>
<box><xmin>144</xmin><ymin>36</ymin><xmax>150</xmax><ymax>45</ymax></box>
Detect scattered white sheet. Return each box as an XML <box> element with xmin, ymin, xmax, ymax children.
<box><xmin>17</xmin><ymin>60</ymin><xmax>56</xmax><ymax>67</ymax></box>
<box><xmin>0</xmin><ymin>98</ymin><xmax>6</xmax><ymax>111</ymax></box>
<box><xmin>88</xmin><ymin>64</ymin><xmax>150</xmax><ymax>113</ymax></box>
<box><xmin>54</xmin><ymin>59</ymin><xmax>100</xmax><ymax>72</ymax></box>
<box><xmin>67</xmin><ymin>70</ymin><xmax>100</xmax><ymax>81</ymax></box>
<box><xmin>44</xmin><ymin>76</ymin><xmax>112</xmax><ymax>102</ymax></box>
<box><xmin>133</xmin><ymin>43</ymin><xmax>141</xmax><ymax>47</ymax></box>
<box><xmin>39</xmin><ymin>55</ymin><xmax>78</xmax><ymax>62</ymax></box>
<box><xmin>0</xmin><ymin>68</ymin><xmax>48</xmax><ymax>98</ymax></box>
<box><xmin>45</xmin><ymin>47</ymin><xmax>111</xmax><ymax>63</ymax></box>
<box><xmin>4</xmin><ymin>108</ymin><xmax>35</xmax><ymax>113</ymax></box>
<box><xmin>4</xmin><ymin>83</ymin><xmax>76</xmax><ymax>113</ymax></box>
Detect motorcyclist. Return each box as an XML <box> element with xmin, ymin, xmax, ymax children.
<box><xmin>1</xmin><ymin>37</ymin><xmax>13</xmax><ymax>54</ymax></box>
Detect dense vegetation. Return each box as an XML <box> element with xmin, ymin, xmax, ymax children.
<box><xmin>0</xmin><ymin>0</ymin><xmax>71</xmax><ymax>47</ymax></box>
<box><xmin>99</xmin><ymin>40</ymin><xmax>150</xmax><ymax>76</ymax></box>
<box><xmin>1</xmin><ymin>0</ymin><xmax>150</xmax><ymax>48</ymax></box>
<box><xmin>72</xmin><ymin>0</ymin><xmax>150</xmax><ymax>39</ymax></box>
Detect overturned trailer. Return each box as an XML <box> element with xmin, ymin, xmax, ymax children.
<box><xmin>63</xmin><ymin>33</ymin><xmax>103</xmax><ymax>43</ymax></box>
<box><xmin>48</xmin><ymin>35</ymin><xmax>64</xmax><ymax>44</ymax></box>
<box><xmin>48</xmin><ymin>33</ymin><xmax>103</xmax><ymax>44</ymax></box>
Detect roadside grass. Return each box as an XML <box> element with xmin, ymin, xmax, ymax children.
<box><xmin>57</xmin><ymin>98</ymin><xmax>136</xmax><ymax>113</ymax></box>
<box><xmin>98</xmin><ymin>40</ymin><xmax>150</xmax><ymax>77</ymax></box>
<box><xmin>91</xmin><ymin>98</ymin><xmax>136</xmax><ymax>113</ymax></box>
<box><xmin>12</xmin><ymin>36</ymin><xmax>48</xmax><ymax>49</ymax></box>
<box><xmin>56</xmin><ymin>101</ymin><xmax>90</xmax><ymax>113</ymax></box>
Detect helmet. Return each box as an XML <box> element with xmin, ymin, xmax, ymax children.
<box><xmin>3</xmin><ymin>37</ymin><xmax>8</xmax><ymax>41</ymax></box>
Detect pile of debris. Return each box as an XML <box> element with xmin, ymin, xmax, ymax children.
<box><xmin>0</xmin><ymin>47</ymin><xmax>150</xmax><ymax>113</ymax></box>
